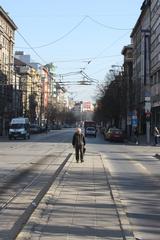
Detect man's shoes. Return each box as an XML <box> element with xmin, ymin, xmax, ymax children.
<box><xmin>81</xmin><ymin>159</ymin><xmax>84</xmax><ymax>162</ymax></box>
<box><xmin>76</xmin><ymin>160</ymin><xmax>79</xmax><ymax>163</ymax></box>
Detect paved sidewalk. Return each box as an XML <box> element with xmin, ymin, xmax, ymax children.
<box><xmin>16</xmin><ymin>152</ymin><xmax>135</xmax><ymax>240</ymax></box>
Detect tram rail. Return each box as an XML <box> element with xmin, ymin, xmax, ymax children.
<box><xmin>0</xmin><ymin>149</ymin><xmax>72</xmax><ymax>240</ymax></box>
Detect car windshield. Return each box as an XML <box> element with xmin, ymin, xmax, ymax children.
<box><xmin>87</xmin><ymin>127</ymin><xmax>95</xmax><ymax>131</ymax></box>
<box><xmin>11</xmin><ymin>124</ymin><xmax>24</xmax><ymax>129</ymax></box>
<box><xmin>110</xmin><ymin>129</ymin><xmax>122</xmax><ymax>134</ymax></box>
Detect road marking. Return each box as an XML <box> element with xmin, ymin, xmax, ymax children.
<box><xmin>134</xmin><ymin>162</ymin><xmax>150</xmax><ymax>174</ymax></box>
<box><xmin>122</xmin><ymin>153</ymin><xmax>151</xmax><ymax>175</ymax></box>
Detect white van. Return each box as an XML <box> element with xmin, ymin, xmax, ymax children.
<box><xmin>8</xmin><ymin>117</ymin><xmax>30</xmax><ymax>140</ymax></box>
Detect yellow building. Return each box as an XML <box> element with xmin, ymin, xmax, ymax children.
<box><xmin>14</xmin><ymin>58</ymin><xmax>42</xmax><ymax>123</ymax></box>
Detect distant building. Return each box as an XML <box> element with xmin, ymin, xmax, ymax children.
<box><xmin>83</xmin><ymin>101</ymin><xmax>94</xmax><ymax>112</ymax></box>
<box><xmin>82</xmin><ymin>101</ymin><xmax>94</xmax><ymax>121</ymax></box>
<box><xmin>15</xmin><ymin>51</ymin><xmax>31</xmax><ymax>64</ymax></box>
<box><xmin>72</xmin><ymin>101</ymin><xmax>83</xmax><ymax>121</ymax></box>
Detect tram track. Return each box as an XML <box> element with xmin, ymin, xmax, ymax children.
<box><xmin>0</xmin><ymin>151</ymin><xmax>60</xmax><ymax>192</ymax></box>
<box><xmin>0</xmin><ymin>147</ymin><xmax>72</xmax><ymax>240</ymax></box>
<box><xmin>0</xmin><ymin>154</ymin><xmax>60</xmax><ymax>210</ymax></box>
<box><xmin>0</xmin><ymin>135</ymin><xmax>71</xmax><ymax>189</ymax></box>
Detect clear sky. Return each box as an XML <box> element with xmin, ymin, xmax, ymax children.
<box><xmin>0</xmin><ymin>0</ymin><xmax>143</xmax><ymax>102</ymax></box>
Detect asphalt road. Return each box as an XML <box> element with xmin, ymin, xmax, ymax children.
<box><xmin>85</xmin><ymin>130</ymin><xmax>160</xmax><ymax>240</ymax></box>
<box><xmin>0</xmin><ymin>128</ymin><xmax>160</xmax><ymax>240</ymax></box>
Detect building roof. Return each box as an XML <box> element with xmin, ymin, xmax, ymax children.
<box><xmin>121</xmin><ymin>44</ymin><xmax>133</xmax><ymax>55</ymax></box>
<box><xmin>14</xmin><ymin>57</ymin><xmax>28</xmax><ymax>67</ymax></box>
<box><xmin>0</xmin><ymin>6</ymin><xmax>17</xmax><ymax>30</ymax></box>
<box><xmin>130</xmin><ymin>0</ymin><xmax>150</xmax><ymax>38</ymax></box>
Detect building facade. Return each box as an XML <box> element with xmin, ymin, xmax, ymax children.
<box><xmin>150</xmin><ymin>0</ymin><xmax>160</xmax><ymax>128</ymax></box>
<box><xmin>130</xmin><ymin>0</ymin><xmax>151</xmax><ymax>134</ymax></box>
<box><xmin>0</xmin><ymin>6</ymin><xmax>17</xmax><ymax>135</ymax></box>
<box><xmin>121</xmin><ymin>44</ymin><xmax>133</xmax><ymax>137</ymax></box>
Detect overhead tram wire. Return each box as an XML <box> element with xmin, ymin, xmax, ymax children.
<box><xmin>16</xmin><ymin>26</ymin><xmax>99</xmax><ymax>86</ymax></box>
<box><xmin>52</xmin><ymin>54</ymin><xmax>121</xmax><ymax>63</ymax></box>
<box><xmin>16</xmin><ymin>30</ymin><xmax>47</xmax><ymax>64</ymax></box>
<box><xmin>16</xmin><ymin>16</ymin><xmax>131</xmax><ymax>81</ymax></box>
<box><xmin>87</xmin><ymin>15</ymin><xmax>132</xmax><ymax>31</ymax></box>
<box><xmin>83</xmin><ymin>30</ymin><xmax>131</xmax><ymax>71</ymax></box>
<box><xmin>15</xmin><ymin>15</ymin><xmax>132</xmax><ymax>50</ymax></box>
<box><xmin>16</xmin><ymin>16</ymin><xmax>88</xmax><ymax>50</ymax></box>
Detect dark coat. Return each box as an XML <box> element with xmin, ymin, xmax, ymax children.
<box><xmin>72</xmin><ymin>132</ymin><xmax>85</xmax><ymax>147</ymax></box>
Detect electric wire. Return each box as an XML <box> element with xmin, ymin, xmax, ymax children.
<box><xmin>50</xmin><ymin>54</ymin><xmax>121</xmax><ymax>63</ymax></box>
<box><xmin>16</xmin><ymin>30</ymin><xmax>47</xmax><ymax>64</ymax></box>
<box><xmin>16</xmin><ymin>16</ymin><xmax>87</xmax><ymax>49</ymax></box>
<box><xmin>87</xmin><ymin>15</ymin><xmax>132</xmax><ymax>30</ymax></box>
<box><xmin>83</xmin><ymin>30</ymin><xmax>130</xmax><ymax>70</ymax></box>
<box><xmin>16</xmin><ymin>15</ymin><xmax>132</xmax><ymax>50</ymax></box>
<box><xmin>15</xmin><ymin>17</ymin><xmax>130</xmax><ymax>79</ymax></box>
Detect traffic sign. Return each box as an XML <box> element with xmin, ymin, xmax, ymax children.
<box><xmin>131</xmin><ymin>115</ymin><xmax>138</xmax><ymax>127</ymax></box>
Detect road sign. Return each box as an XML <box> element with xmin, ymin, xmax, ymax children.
<box><xmin>145</xmin><ymin>102</ymin><xmax>151</xmax><ymax>113</ymax></box>
<box><xmin>131</xmin><ymin>115</ymin><xmax>138</xmax><ymax>127</ymax></box>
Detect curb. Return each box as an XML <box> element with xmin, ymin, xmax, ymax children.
<box><xmin>100</xmin><ymin>153</ymin><xmax>136</xmax><ymax>240</ymax></box>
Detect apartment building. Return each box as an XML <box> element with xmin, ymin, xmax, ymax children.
<box><xmin>130</xmin><ymin>0</ymin><xmax>151</xmax><ymax>134</ymax></box>
<box><xmin>150</xmin><ymin>0</ymin><xmax>160</xmax><ymax>127</ymax></box>
<box><xmin>121</xmin><ymin>44</ymin><xmax>133</xmax><ymax>136</ymax></box>
<box><xmin>0</xmin><ymin>6</ymin><xmax>17</xmax><ymax>80</ymax></box>
<box><xmin>0</xmin><ymin>6</ymin><xmax>17</xmax><ymax>135</ymax></box>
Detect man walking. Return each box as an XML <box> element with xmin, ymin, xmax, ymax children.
<box><xmin>72</xmin><ymin>128</ymin><xmax>86</xmax><ymax>163</ymax></box>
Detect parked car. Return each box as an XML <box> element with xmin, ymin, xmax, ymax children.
<box><xmin>85</xmin><ymin>127</ymin><xmax>97</xmax><ymax>137</ymax></box>
<box><xmin>30</xmin><ymin>124</ymin><xmax>41</xmax><ymax>134</ymax></box>
<box><xmin>8</xmin><ymin>117</ymin><xmax>30</xmax><ymax>140</ymax></box>
<box><xmin>104</xmin><ymin>128</ymin><xmax>124</xmax><ymax>142</ymax></box>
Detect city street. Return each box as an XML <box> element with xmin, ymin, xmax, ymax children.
<box><xmin>0</xmin><ymin>129</ymin><xmax>160</xmax><ymax>239</ymax></box>
<box><xmin>1</xmin><ymin>1</ymin><xmax>160</xmax><ymax>239</ymax></box>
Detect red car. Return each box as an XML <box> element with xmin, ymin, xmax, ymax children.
<box><xmin>104</xmin><ymin>128</ymin><xmax>125</xmax><ymax>142</ymax></box>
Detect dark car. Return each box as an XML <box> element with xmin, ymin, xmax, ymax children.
<box><xmin>104</xmin><ymin>128</ymin><xmax>124</xmax><ymax>142</ymax></box>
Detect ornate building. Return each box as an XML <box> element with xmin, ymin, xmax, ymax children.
<box><xmin>0</xmin><ymin>6</ymin><xmax>17</xmax><ymax>135</ymax></box>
